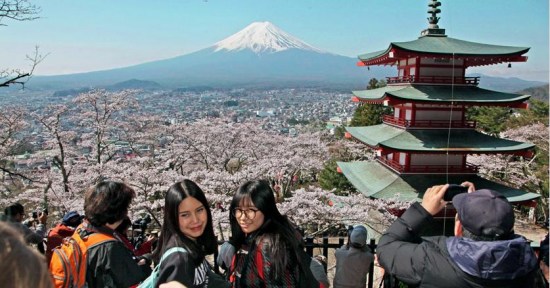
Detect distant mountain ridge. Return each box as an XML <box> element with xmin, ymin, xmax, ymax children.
<box><xmin>26</xmin><ymin>21</ymin><xmax>548</xmax><ymax>92</ymax></box>
<box><xmin>517</xmin><ymin>84</ymin><xmax>549</xmax><ymax>103</ymax></box>
<box><xmin>469</xmin><ymin>73</ymin><xmax>548</xmax><ymax>93</ymax></box>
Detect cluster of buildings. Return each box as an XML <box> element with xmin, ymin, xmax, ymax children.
<box><xmin>3</xmin><ymin>87</ymin><xmax>357</xmax><ymax>173</ymax></box>
<box><xmin>138</xmin><ymin>88</ymin><xmax>356</xmax><ymax>134</ymax></box>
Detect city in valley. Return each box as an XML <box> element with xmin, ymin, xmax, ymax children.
<box><xmin>1</xmin><ymin>87</ymin><xmax>356</xmax><ymax>175</ymax></box>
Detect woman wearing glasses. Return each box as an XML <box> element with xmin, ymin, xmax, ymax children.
<box><xmin>227</xmin><ymin>179</ymin><xmax>319</xmax><ymax>287</ymax></box>
<box><xmin>152</xmin><ymin>180</ymin><xmax>224</xmax><ymax>288</ymax></box>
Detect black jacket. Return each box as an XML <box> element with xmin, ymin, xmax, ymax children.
<box><xmin>377</xmin><ymin>202</ymin><xmax>539</xmax><ymax>288</ymax></box>
<box><xmin>156</xmin><ymin>235</ymin><xmax>211</xmax><ymax>288</ymax></box>
<box><xmin>84</xmin><ymin>225</ymin><xmax>149</xmax><ymax>287</ymax></box>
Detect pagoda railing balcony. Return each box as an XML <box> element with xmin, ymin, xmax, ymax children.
<box><xmin>386</xmin><ymin>76</ymin><xmax>480</xmax><ymax>85</ymax></box>
<box><xmin>383</xmin><ymin>115</ymin><xmax>476</xmax><ymax>129</ymax></box>
<box><xmin>377</xmin><ymin>157</ymin><xmax>479</xmax><ymax>174</ymax></box>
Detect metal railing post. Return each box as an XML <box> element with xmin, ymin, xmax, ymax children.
<box><xmin>368</xmin><ymin>238</ymin><xmax>376</xmax><ymax>288</ymax></box>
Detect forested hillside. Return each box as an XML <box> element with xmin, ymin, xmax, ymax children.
<box><xmin>519</xmin><ymin>84</ymin><xmax>549</xmax><ymax>103</ymax></box>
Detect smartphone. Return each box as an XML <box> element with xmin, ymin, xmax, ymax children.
<box><xmin>444</xmin><ymin>184</ymin><xmax>468</xmax><ymax>201</ymax></box>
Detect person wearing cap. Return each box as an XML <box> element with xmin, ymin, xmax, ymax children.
<box><xmin>377</xmin><ymin>183</ymin><xmax>539</xmax><ymax>288</ymax></box>
<box><xmin>45</xmin><ymin>210</ymin><xmax>83</xmax><ymax>264</ymax></box>
<box><xmin>333</xmin><ymin>225</ymin><xmax>374</xmax><ymax>288</ymax></box>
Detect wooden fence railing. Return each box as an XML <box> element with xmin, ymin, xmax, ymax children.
<box><xmin>215</xmin><ymin>234</ymin><xmax>543</xmax><ymax>288</ymax></box>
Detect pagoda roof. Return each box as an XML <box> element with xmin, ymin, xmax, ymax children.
<box><xmin>358</xmin><ymin>36</ymin><xmax>529</xmax><ymax>62</ymax></box>
<box><xmin>337</xmin><ymin>160</ymin><xmax>540</xmax><ymax>203</ymax></box>
<box><xmin>345</xmin><ymin>124</ymin><xmax>534</xmax><ymax>152</ymax></box>
<box><xmin>352</xmin><ymin>85</ymin><xmax>530</xmax><ymax>104</ymax></box>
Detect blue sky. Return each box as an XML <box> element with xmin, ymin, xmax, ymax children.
<box><xmin>1</xmin><ymin>0</ymin><xmax>548</xmax><ymax>82</ymax></box>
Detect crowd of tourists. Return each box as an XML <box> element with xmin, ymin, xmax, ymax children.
<box><xmin>1</xmin><ymin>179</ymin><xmax>548</xmax><ymax>288</ymax></box>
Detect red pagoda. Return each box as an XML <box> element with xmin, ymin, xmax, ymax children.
<box><xmin>338</xmin><ymin>0</ymin><xmax>540</xmax><ymax>212</ymax></box>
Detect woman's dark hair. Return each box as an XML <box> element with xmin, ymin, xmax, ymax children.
<box><xmin>115</xmin><ymin>216</ymin><xmax>132</xmax><ymax>235</ymax></box>
<box><xmin>153</xmin><ymin>179</ymin><xmax>217</xmax><ymax>265</ymax></box>
<box><xmin>229</xmin><ymin>179</ymin><xmax>308</xmax><ymax>277</ymax></box>
<box><xmin>84</xmin><ymin>181</ymin><xmax>135</xmax><ymax>227</ymax></box>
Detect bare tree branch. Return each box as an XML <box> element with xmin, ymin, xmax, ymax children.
<box><xmin>0</xmin><ymin>165</ymin><xmax>33</xmax><ymax>182</ymax></box>
<box><xmin>1</xmin><ymin>1</ymin><xmax>44</xmax><ymax>88</ymax></box>
<box><xmin>0</xmin><ymin>45</ymin><xmax>47</xmax><ymax>88</ymax></box>
<box><xmin>0</xmin><ymin>0</ymin><xmax>40</xmax><ymax>25</ymax></box>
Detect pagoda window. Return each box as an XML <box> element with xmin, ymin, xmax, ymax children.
<box><xmin>416</xmin><ymin>109</ymin><xmax>462</xmax><ymax>121</ymax></box>
<box><xmin>416</xmin><ymin>58</ymin><xmax>466</xmax><ymax>84</ymax></box>
<box><xmin>405</xmin><ymin>154</ymin><xmax>474</xmax><ymax>173</ymax></box>
<box><xmin>420</xmin><ymin>58</ymin><xmax>463</xmax><ymax>66</ymax></box>
<box><xmin>411</xmin><ymin>154</ymin><xmax>463</xmax><ymax>166</ymax></box>
<box><xmin>405</xmin><ymin>109</ymin><xmax>412</xmax><ymax>121</ymax></box>
<box><xmin>399</xmin><ymin>153</ymin><xmax>407</xmax><ymax>166</ymax></box>
<box><xmin>394</xmin><ymin>107</ymin><xmax>400</xmax><ymax>118</ymax></box>
<box><xmin>419</xmin><ymin>67</ymin><xmax>463</xmax><ymax>78</ymax></box>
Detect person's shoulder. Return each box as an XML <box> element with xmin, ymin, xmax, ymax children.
<box><xmin>309</xmin><ymin>257</ymin><xmax>324</xmax><ymax>270</ymax></box>
<box><xmin>161</xmin><ymin>236</ymin><xmax>193</xmax><ymax>257</ymax></box>
<box><xmin>162</xmin><ymin>246</ymin><xmax>190</xmax><ymax>259</ymax></box>
<box><xmin>422</xmin><ymin>235</ymin><xmax>450</xmax><ymax>248</ymax></box>
<box><xmin>85</xmin><ymin>233</ymin><xmax>122</xmax><ymax>253</ymax></box>
<box><xmin>335</xmin><ymin>246</ymin><xmax>350</xmax><ymax>256</ymax></box>
<box><xmin>7</xmin><ymin>220</ymin><xmax>25</xmax><ymax>229</ymax></box>
<box><xmin>256</xmin><ymin>232</ymin><xmax>276</xmax><ymax>247</ymax></box>
<box><xmin>359</xmin><ymin>249</ymin><xmax>374</xmax><ymax>260</ymax></box>
<box><xmin>57</xmin><ymin>225</ymin><xmax>76</xmax><ymax>235</ymax></box>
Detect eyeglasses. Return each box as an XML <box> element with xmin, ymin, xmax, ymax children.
<box><xmin>232</xmin><ymin>208</ymin><xmax>259</xmax><ymax>219</ymax></box>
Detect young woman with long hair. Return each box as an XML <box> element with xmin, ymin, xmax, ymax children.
<box><xmin>228</xmin><ymin>179</ymin><xmax>319</xmax><ymax>287</ymax></box>
<box><xmin>153</xmin><ymin>179</ymin><xmax>222</xmax><ymax>288</ymax></box>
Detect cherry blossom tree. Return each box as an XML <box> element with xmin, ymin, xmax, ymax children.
<box><xmin>469</xmin><ymin>122</ymin><xmax>549</xmax><ymax>221</ymax></box>
<box><xmin>0</xmin><ymin>106</ymin><xmax>32</xmax><ymax>207</ymax></box>
<box><xmin>31</xmin><ymin>104</ymin><xmax>78</xmax><ymax>194</ymax></box>
<box><xmin>71</xmin><ymin>89</ymin><xmax>139</xmax><ymax>164</ymax></box>
<box><xmin>0</xmin><ymin>96</ymin><xmax>408</xmax><ymax>237</ymax></box>
<box><xmin>0</xmin><ymin>106</ymin><xmax>29</xmax><ymax>167</ymax></box>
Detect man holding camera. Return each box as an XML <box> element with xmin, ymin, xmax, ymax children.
<box><xmin>377</xmin><ymin>183</ymin><xmax>539</xmax><ymax>288</ymax></box>
<box><xmin>3</xmin><ymin>202</ymin><xmax>48</xmax><ymax>245</ymax></box>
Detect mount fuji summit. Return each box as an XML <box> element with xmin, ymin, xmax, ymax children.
<box><xmin>213</xmin><ymin>21</ymin><xmax>324</xmax><ymax>54</ymax></box>
<box><xmin>31</xmin><ymin>22</ymin><xmax>393</xmax><ymax>90</ymax></box>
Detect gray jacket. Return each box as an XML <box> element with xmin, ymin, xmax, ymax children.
<box><xmin>333</xmin><ymin>245</ymin><xmax>374</xmax><ymax>288</ymax></box>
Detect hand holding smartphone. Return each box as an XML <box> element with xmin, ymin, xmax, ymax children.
<box><xmin>443</xmin><ymin>184</ymin><xmax>468</xmax><ymax>201</ymax></box>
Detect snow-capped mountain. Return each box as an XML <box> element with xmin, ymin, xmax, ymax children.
<box><xmin>29</xmin><ymin>21</ymin><xmax>394</xmax><ymax>90</ymax></box>
<box><xmin>213</xmin><ymin>21</ymin><xmax>324</xmax><ymax>54</ymax></box>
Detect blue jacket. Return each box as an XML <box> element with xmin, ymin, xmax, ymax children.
<box><xmin>378</xmin><ymin>202</ymin><xmax>539</xmax><ymax>288</ymax></box>
<box><xmin>447</xmin><ymin>235</ymin><xmax>537</xmax><ymax>280</ymax></box>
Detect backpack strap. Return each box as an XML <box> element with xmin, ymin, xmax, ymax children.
<box><xmin>138</xmin><ymin>247</ymin><xmax>187</xmax><ymax>288</ymax></box>
<box><xmin>75</xmin><ymin>226</ymin><xmax>117</xmax><ymax>249</ymax></box>
<box><xmin>160</xmin><ymin>247</ymin><xmax>187</xmax><ymax>264</ymax></box>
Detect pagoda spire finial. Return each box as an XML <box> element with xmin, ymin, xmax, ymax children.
<box><xmin>427</xmin><ymin>0</ymin><xmax>441</xmax><ymax>28</ymax></box>
<box><xmin>420</xmin><ymin>0</ymin><xmax>446</xmax><ymax>37</ymax></box>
